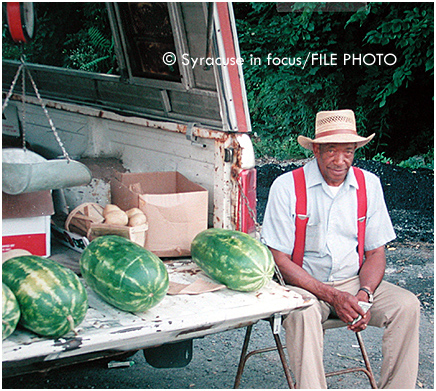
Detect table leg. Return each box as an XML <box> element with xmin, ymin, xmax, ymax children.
<box><xmin>269</xmin><ymin>318</ymin><xmax>295</xmax><ymax>389</ymax></box>
<box><xmin>233</xmin><ymin>324</ymin><xmax>253</xmax><ymax>388</ymax></box>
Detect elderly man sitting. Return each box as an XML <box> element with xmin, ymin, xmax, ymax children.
<box><xmin>262</xmin><ymin>109</ymin><xmax>420</xmax><ymax>389</ymax></box>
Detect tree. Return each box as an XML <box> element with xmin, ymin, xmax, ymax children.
<box><xmin>234</xmin><ymin>2</ymin><xmax>434</xmax><ymax>161</ymax></box>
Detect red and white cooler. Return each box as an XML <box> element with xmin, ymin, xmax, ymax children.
<box><xmin>2</xmin><ymin>190</ymin><xmax>54</xmax><ymax>257</ymax></box>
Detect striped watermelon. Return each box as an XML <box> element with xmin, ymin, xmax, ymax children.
<box><xmin>2</xmin><ymin>283</ymin><xmax>20</xmax><ymax>340</ymax></box>
<box><xmin>191</xmin><ymin>228</ymin><xmax>275</xmax><ymax>291</ymax></box>
<box><xmin>80</xmin><ymin>235</ymin><xmax>169</xmax><ymax>312</ymax></box>
<box><xmin>2</xmin><ymin>256</ymin><xmax>88</xmax><ymax>338</ymax></box>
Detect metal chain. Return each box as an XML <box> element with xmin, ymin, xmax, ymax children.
<box><xmin>2</xmin><ymin>63</ymin><xmax>24</xmax><ymax>113</ymax></box>
<box><xmin>25</xmin><ymin>67</ymin><xmax>71</xmax><ymax>161</ymax></box>
<box><xmin>237</xmin><ymin>175</ymin><xmax>286</xmax><ymax>286</ymax></box>
<box><xmin>237</xmin><ymin>177</ymin><xmax>261</xmax><ymax>235</ymax></box>
<box><xmin>21</xmin><ymin>62</ymin><xmax>27</xmax><ymax>150</ymax></box>
<box><xmin>2</xmin><ymin>60</ymin><xmax>71</xmax><ymax>161</ymax></box>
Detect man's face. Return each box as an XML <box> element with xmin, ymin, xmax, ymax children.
<box><xmin>313</xmin><ymin>143</ymin><xmax>356</xmax><ymax>186</ymax></box>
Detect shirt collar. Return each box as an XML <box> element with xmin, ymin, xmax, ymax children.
<box><xmin>305</xmin><ymin>158</ymin><xmax>359</xmax><ymax>190</ymax></box>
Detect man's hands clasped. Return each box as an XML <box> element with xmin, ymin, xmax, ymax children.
<box><xmin>330</xmin><ymin>290</ymin><xmax>372</xmax><ymax>332</ymax></box>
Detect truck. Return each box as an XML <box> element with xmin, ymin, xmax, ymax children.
<box><xmin>2</xmin><ymin>2</ymin><xmax>257</xmax><ymax>238</ymax></box>
<box><xmin>2</xmin><ymin>2</ymin><xmax>313</xmax><ymax>380</ymax></box>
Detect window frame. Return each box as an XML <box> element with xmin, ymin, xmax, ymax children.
<box><xmin>107</xmin><ymin>2</ymin><xmax>195</xmax><ymax>92</ymax></box>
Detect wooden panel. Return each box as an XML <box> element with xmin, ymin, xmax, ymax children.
<box><xmin>6</xmin><ymin>102</ymin><xmax>90</xmax><ymax>159</ymax></box>
<box><xmin>169</xmin><ymin>90</ymin><xmax>221</xmax><ymax>121</ymax></box>
<box><xmin>2</xmin><ymin>61</ymin><xmax>20</xmax><ymax>91</ymax></box>
<box><xmin>2</xmin><ymin>0</ymin><xmax>225</xmax><ymax>126</ymax></box>
<box><xmin>97</xmin><ymin>80</ymin><xmax>164</xmax><ymax>113</ymax></box>
<box><xmin>26</xmin><ymin>67</ymin><xmax>98</xmax><ymax>104</ymax></box>
<box><xmin>3</xmin><ymin>60</ymin><xmax>222</xmax><ymax>127</ymax></box>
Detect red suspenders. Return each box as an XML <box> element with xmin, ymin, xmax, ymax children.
<box><xmin>354</xmin><ymin>167</ymin><xmax>367</xmax><ymax>267</ymax></box>
<box><xmin>291</xmin><ymin>168</ymin><xmax>308</xmax><ymax>267</ymax></box>
<box><xmin>291</xmin><ymin>166</ymin><xmax>367</xmax><ymax>268</ymax></box>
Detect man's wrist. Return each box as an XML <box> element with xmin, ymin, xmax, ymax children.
<box><xmin>358</xmin><ymin>286</ymin><xmax>374</xmax><ymax>303</ymax></box>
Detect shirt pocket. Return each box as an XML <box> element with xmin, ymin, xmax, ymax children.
<box><xmin>304</xmin><ymin>216</ymin><xmax>324</xmax><ymax>253</ymax></box>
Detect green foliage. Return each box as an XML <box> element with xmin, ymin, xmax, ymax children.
<box><xmin>370</xmin><ymin>149</ymin><xmax>433</xmax><ymax>170</ymax></box>
<box><xmin>63</xmin><ymin>27</ymin><xmax>116</xmax><ymax>73</ymax></box>
<box><xmin>234</xmin><ymin>2</ymin><xmax>434</xmax><ymax>162</ymax></box>
<box><xmin>252</xmin><ymin>134</ymin><xmax>309</xmax><ymax>161</ymax></box>
<box><xmin>348</xmin><ymin>5</ymin><xmax>434</xmax><ymax>108</ymax></box>
<box><xmin>372</xmin><ymin>152</ymin><xmax>393</xmax><ymax>164</ymax></box>
<box><xmin>398</xmin><ymin>148</ymin><xmax>434</xmax><ymax>170</ymax></box>
<box><xmin>2</xmin><ymin>3</ymin><xmax>116</xmax><ymax>74</ymax></box>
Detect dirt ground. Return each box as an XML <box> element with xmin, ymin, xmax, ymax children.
<box><xmin>3</xmin><ymin>160</ymin><xmax>434</xmax><ymax>389</ymax></box>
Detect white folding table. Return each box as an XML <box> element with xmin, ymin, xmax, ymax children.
<box><xmin>2</xmin><ymin>260</ymin><xmax>312</xmax><ymax>379</ymax></box>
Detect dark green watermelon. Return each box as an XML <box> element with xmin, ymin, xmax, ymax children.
<box><xmin>2</xmin><ymin>283</ymin><xmax>20</xmax><ymax>340</ymax></box>
<box><xmin>80</xmin><ymin>235</ymin><xmax>169</xmax><ymax>312</ymax></box>
<box><xmin>2</xmin><ymin>256</ymin><xmax>88</xmax><ymax>338</ymax></box>
<box><xmin>191</xmin><ymin>228</ymin><xmax>275</xmax><ymax>291</ymax></box>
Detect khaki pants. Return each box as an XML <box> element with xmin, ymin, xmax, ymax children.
<box><xmin>283</xmin><ymin>277</ymin><xmax>420</xmax><ymax>389</ymax></box>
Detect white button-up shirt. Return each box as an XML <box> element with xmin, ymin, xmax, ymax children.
<box><xmin>261</xmin><ymin>159</ymin><xmax>396</xmax><ymax>282</ymax></box>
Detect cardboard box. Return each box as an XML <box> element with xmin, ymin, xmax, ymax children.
<box><xmin>2</xmin><ymin>191</ymin><xmax>54</xmax><ymax>219</ymax></box>
<box><xmin>111</xmin><ymin>171</ymin><xmax>208</xmax><ymax>257</ymax></box>
<box><xmin>2</xmin><ymin>191</ymin><xmax>54</xmax><ymax>257</ymax></box>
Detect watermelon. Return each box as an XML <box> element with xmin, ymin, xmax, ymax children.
<box><xmin>2</xmin><ymin>256</ymin><xmax>88</xmax><ymax>338</ymax></box>
<box><xmin>2</xmin><ymin>283</ymin><xmax>20</xmax><ymax>340</ymax></box>
<box><xmin>80</xmin><ymin>235</ymin><xmax>169</xmax><ymax>312</ymax></box>
<box><xmin>191</xmin><ymin>228</ymin><xmax>275</xmax><ymax>291</ymax></box>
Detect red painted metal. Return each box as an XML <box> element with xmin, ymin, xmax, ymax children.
<box><xmin>7</xmin><ymin>3</ymin><xmax>26</xmax><ymax>43</ymax></box>
<box><xmin>216</xmin><ymin>2</ymin><xmax>248</xmax><ymax>132</ymax></box>
<box><xmin>239</xmin><ymin>168</ymin><xmax>257</xmax><ymax>234</ymax></box>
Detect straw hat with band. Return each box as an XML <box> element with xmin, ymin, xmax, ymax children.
<box><xmin>298</xmin><ymin>109</ymin><xmax>375</xmax><ymax>151</ymax></box>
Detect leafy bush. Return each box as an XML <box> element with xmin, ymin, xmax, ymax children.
<box><xmin>372</xmin><ymin>152</ymin><xmax>394</xmax><ymax>165</ymax></box>
<box><xmin>235</xmin><ymin>3</ymin><xmax>434</xmax><ymax>162</ymax></box>
<box><xmin>2</xmin><ymin>3</ymin><xmax>116</xmax><ymax>74</ymax></box>
<box><xmin>252</xmin><ymin>134</ymin><xmax>309</xmax><ymax>161</ymax></box>
<box><xmin>398</xmin><ymin>148</ymin><xmax>434</xmax><ymax>170</ymax></box>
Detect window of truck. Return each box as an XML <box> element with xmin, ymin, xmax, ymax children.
<box><xmin>2</xmin><ymin>3</ymin><xmax>221</xmax><ymax>126</ymax></box>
